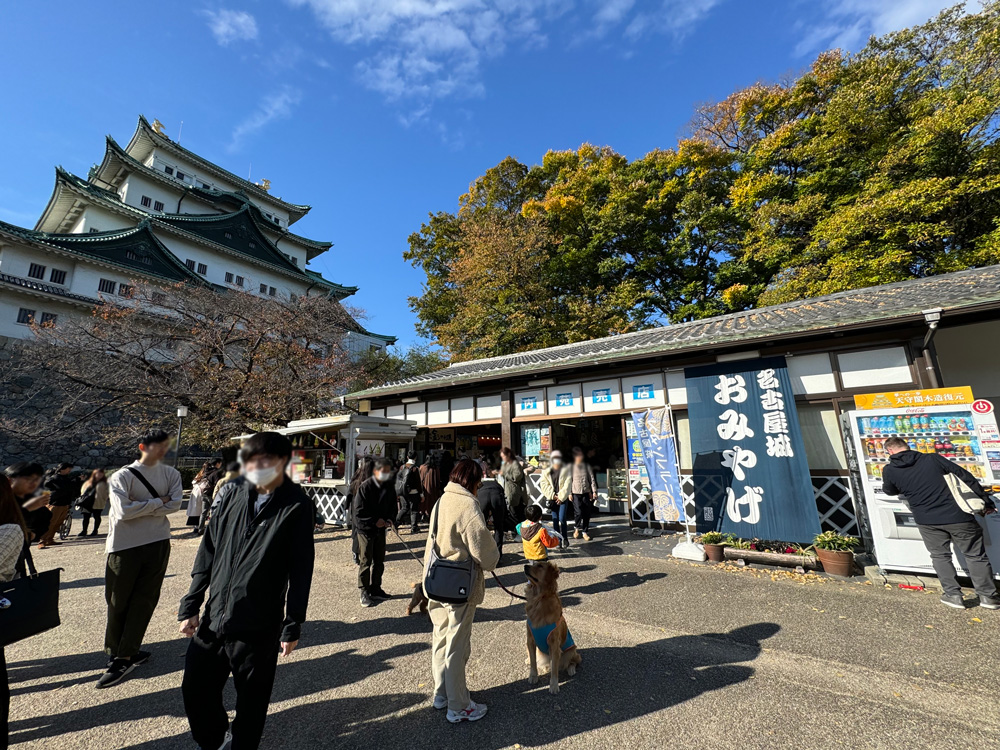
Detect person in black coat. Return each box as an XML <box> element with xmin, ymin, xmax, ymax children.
<box><xmin>477</xmin><ymin>465</ymin><xmax>507</xmax><ymax>560</ymax></box>
<box><xmin>178</xmin><ymin>432</ymin><xmax>315</xmax><ymax>750</ymax></box>
<box><xmin>882</xmin><ymin>436</ymin><xmax>999</xmax><ymax>610</ymax></box>
<box><xmin>353</xmin><ymin>457</ymin><xmax>397</xmax><ymax>607</ymax></box>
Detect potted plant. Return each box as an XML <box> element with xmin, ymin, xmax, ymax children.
<box><xmin>699</xmin><ymin>531</ymin><xmax>727</xmax><ymax>562</ymax></box>
<box><xmin>812</xmin><ymin>531</ymin><xmax>859</xmax><ymax>577</ymax></box>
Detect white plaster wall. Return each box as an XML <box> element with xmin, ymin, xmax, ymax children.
<box><xmin>119</xmin><ymin>173</ymin><xmax>182</xmax><ymax>214</ymax></box>
<box><xmin>0</xmin><ymin>291</ymin><xmax>84</xmax><ymax>340</ymax></box>
<box><xmin>70</xmin><ymin>205</ymin><xmax>135</xmax><ymax>234</ymax></box>
<box><xmin>936</xmin><ymin>320</ymin><xmax>1000</xmax><ymax>403</ymax></box>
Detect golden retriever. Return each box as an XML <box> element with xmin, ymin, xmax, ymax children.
<box><xmin>524</xmin><ymin>561</ymin><xmax>582</xmax><ymax>694</ymax></box>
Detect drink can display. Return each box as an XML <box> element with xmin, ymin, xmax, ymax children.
<box><xmin>901</xmin><ymin>417</ymin><xmax>911</xmax><ymax>432</ymax></box>
<box><xmin>871</xmin><ymin>464</ymin><xmax>881</xmax><ymax>479</ymax></box>
<box><xmin>894</xmin><ymin>416</ymin><xmax>904</xmax><ymax>433</ymax></box>
<box><xmin>964</xmin><ymin>416</ymin><xmax>974</xmax><ymax>431</ymax></box>
<box><xmin>920</xmin><ymin>415</ymin><xmax>929</xmax><ymax>432</ymax></box>
<box><xmin>861</xmin><ymin>417</ymin><xmax>871</xmax><ymax>435</ymax></box>
<box><xmin>907</xmin><ymin>440</ymin><xmax>917</xmax><ymax>450</ymax></box>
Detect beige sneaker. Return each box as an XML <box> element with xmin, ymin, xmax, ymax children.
<box><xmin>583</xmin><ymin>532</ymin><xmax>592</xmax><ymax>541</ymax></box>
<box><xmin>573</xmin><ymin>529</ymin><xmax>581</xmax><ymax>539</ymax></box>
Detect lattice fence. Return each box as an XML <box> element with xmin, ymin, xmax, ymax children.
<box><xmin>305</xmin><ymin>484</ymin><xmax>350</xmax><ymax>526</ymax></box>
<box><xmin>628</xmin><ymin>473</ymin><xmax>858</xmax><ymax>536</ymax></box>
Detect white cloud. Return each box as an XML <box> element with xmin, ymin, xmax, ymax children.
<box><xmin>794</xmin><ymin>0</ymin><xmax>972</xmax><ymax>56</ymax></box>
<box><xmin>229</xmin><ymin>87</ymin><xmax>302</xmax><ymax>152</ymax></box>
<box><xmin>287</xmin><ymin>0</ymin><xmax>717</xmax><ymax>107</ymax></box>
<box><xmin>202</xmin><ymin>9</ymin><xmax>259</xmax><ymax>46</ymax></box>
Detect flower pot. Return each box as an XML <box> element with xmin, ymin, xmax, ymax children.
<box><xmin>816</xmin><ymin>548</ymin><xmax>854</xmax><ymax>577</ymax></box>
<box><xmin>703</xmin><ymin>543</ymin><xmax>725</xmax><ymax>562</ymax></box>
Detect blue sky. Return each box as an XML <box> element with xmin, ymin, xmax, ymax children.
<box><xmin>0</xmin><ymin>0</ymin><xmax>965</xmax><ymax>348</ymax></box>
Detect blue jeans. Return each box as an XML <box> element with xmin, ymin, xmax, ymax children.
<box><xmin>550</xmin><ymin>501</ymin><xmax>569</xmax><ymax>541</ymax></box>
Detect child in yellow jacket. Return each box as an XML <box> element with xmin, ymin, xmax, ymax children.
<box><xmin>516</xmin><ymin>504</ymin><xmax>562</xmax><ymax>561</ymax></box>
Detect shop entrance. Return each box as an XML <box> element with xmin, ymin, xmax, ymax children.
<box><xmin>416</xmin><ymin>423</ymin><xmax>503</xmax><ymax>465</ymax></box>
<box><xmin>518</xmin><ymin>415</ymin><xmax>629</xmax><ymax>512</ymax></box>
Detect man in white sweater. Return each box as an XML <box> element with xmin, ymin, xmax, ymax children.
<box><xmin>98</xmin><ymin>429</ymin><xmax>183</xmax><ymax>689</ymax></box>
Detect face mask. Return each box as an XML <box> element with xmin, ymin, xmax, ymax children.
<box><xmin>246</xmin><ymin>465</ymin><xmax>280</xmax><ymax>487</ymax></box>
<box><xmin>552</xmin><ymin>460</ymin><xmax>562</xmax><ymax>468</ymax></box>
<box><xmin>375</xmin><ymin>471</ymin><xmax>391</xmax><ymax>483</ymax></box>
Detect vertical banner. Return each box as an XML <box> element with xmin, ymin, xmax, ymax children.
<box><xmin>631</xmin><ymin>407</ymin><xmax>685</xmax><ymax>523</ymax></box>
<box><xmin>685</xmin><ymin>356</ymin><xmax>820</xmax><ymax>543</ymax></box>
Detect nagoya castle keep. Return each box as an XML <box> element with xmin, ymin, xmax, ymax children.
<box><xmin>0</xmin><ymin>115</ymin><xmax>393</xmax><ymax>351</ymax></box>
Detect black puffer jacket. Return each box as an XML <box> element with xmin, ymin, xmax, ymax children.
<box><xmin>882</xmin><ymin>450</ymin><xmax>995</xmax><ymax>526</ymax></box>
<box><xmin>178</xmin><ymin>476</ymin><xmax>315</xmax><ymax>642</ymax></box>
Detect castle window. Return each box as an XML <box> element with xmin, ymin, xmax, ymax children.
<box><xmin>40</xmin><ymin>312</ymin><xmax>58</xmax><ymax>326</ymax></box>
<box><xmin>153</xmin><ymin>200</ymin><xmax>164</xmax><ymax>212</ymax></box>
<box><xmin>269</xmin><ymin>286</ymin><xmax>276</xmax><ymax>296</ymax></box>
<box><xmin>141</xmin><ymin>195</ymin><xmax>151</xmax><ymax>208</ymax></box>
<box><xmin>98</xmin><ymin>278</ymin><xmax>116</xmax><ymax>294</ymax></box>
<box><xmin>118</xmin><ymin>283</ymin><xmax>134</xmax><ymax>298</ymax></box>
<box><xmin>16</xmin><ymin>308</ymin><xmax>35</xmax><ymax>325</ymax></box>
<box><xmin>28</xmin><ymin>263</ymin><xmax>46</xmax><ymax>280</ymax></box>
<box><xmin>197</xmin><ymin>263</ymin><xmax>207</xmax><ymax>274</ymax></box>
<box><xmin>234</xmin><ymin>275</ymin><xmax>244</xmax><ymax>287</ymax></box>
<box><xmin>225</xmin><ymin>272</ymin><xmax>234</xmax><ymax>283</ymax></box>
<box><xmin>185</xmin><ymin>259</ymin><xmax>196</xmax><ymax>270</ymax></box>
<box><xmin>164</xmin><ymin>166</ymin><xmax>174</xmax><ymax>176</ymax></box>
<box><xmin>259</xmin><ymin>283</ymin><xmax>267</xmax><ymax>294</ymax></box>
<box><xmin>49</xmin><ymin>269</ymin><xmax>67</xmax><ymax>285</ymax></box>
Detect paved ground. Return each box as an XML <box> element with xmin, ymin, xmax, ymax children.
<box><xmin>7</xmin><ymin>515</ymin><xmax>999</xmax><ymax>749</ymax></box>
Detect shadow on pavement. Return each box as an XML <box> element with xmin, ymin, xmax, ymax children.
<box><xmin>264</xmin><ymin>623</ymin><xmax>780</xmax><ymax>749</ymax></box>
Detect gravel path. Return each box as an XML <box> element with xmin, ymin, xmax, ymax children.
<box><xmin>6</xmin><ymin>515</ymin><xmax>999</xmax><ymax>749</ymax></box>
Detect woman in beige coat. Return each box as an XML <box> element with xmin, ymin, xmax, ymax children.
<box><xmin>79</xmin><ymin>468</ymin><xmax>110</xmax><ymax>537</ymax></box>
<box><xmin>422</xmin><ymin>459</ymin><xmax>500</xmax><ymax>723</ymax></box>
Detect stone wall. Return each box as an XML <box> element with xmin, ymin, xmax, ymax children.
<box><xmin>0</xmin><ymin>336</ymin><xmax>135</xmax><ymax>471</ymax></box>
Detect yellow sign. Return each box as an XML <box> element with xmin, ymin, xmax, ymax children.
<box><xmin>854</xmin><ymin>386</ymin><xmax>974</xmax><ymax>410</ymax></box>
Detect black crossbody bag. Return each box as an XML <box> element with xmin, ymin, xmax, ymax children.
<box><xmin>423</xmin><ymin>501</ymin><xmax>476</xmax><ymax>604</ymax></box>
<box><xmin>127</xmin><ymin>466</ymin><xmax>164</xmax><ymax>500</ymax></box>
<box><xmin>0</xmin><ymin>544</ymin><xmax>63</xmax><ymax>647</ymax></box>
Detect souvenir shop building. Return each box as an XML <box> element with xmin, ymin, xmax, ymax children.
<box><xmin>350</xmin><ymin>266</ymin><xmax>1000</xmax><ymax>535</ymax></box>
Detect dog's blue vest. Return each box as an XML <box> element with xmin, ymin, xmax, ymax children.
<box><xmin>528</xmin><ymin>616</ymin><xmax>575</xmax><ymax>655</ymax></box>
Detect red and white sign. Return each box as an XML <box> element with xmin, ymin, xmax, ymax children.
<box><xmin>973</xmin><ymin>399</ymin><xmax>994</xmax><ymax>415</ymax></box>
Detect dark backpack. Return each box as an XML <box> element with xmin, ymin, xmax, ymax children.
<box><xmin>395</xmin><ymin>466</ymin><xmax>411</xmax><ymax>497</ymax></box>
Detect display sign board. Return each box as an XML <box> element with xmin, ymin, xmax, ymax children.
<box><xmin>854</xmin><ymin>386</ymin><xmax>973</xmax><ymax>410</ymax></box>
<box><xmin>548</xmin><ymin>383</ymin><xmax>583</xmax><ymax>415</ymax></box>
<box><xmin>631</xmin><ymin>407</ymin><xmax>685</xmax><ymax>523</ymax></box>
<box><xmin>515</xmin><ymin>388</ymin><xmax>547</xmax><ymax>418</ymax></box>
<box><xmin>583</xmin><ymin>379</ymin><xmax>622</xmax><ymax>413</ymax></box>
<box><xmin>425</xmin><ymin>427</ymin><xmax>455</xmax><ymax>443</ymax></box>
<box><xmin>356</xmin><ymin>439</ymin><xmax>385</xmax><ymax>457</ymax></box>
<box><xmin>622</xmin><ymin>373</ymin><xmax>665</xmax><ymax>409</ymax></box>
<box><xmin>685</xmin><ymin>356</ymin><xmax>821</xmax><ymax>543</ymax></box>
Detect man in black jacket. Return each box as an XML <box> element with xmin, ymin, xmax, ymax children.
<box><xmin>477</xmin><ymin>465</ymin><xmax>507</xmax><ymax>559</ymax></box>
<box><xmin>881</xmin><ymin>436</ymin><xmax>1000</xmax><ymax>610</ymax></box>
<box><xmin>354</xmin><ymin>457</ymin><xmax>396</xmax><ymax>608</ymax></box>
<box><xmin>395</xmin><ymin>451</ymin><xmax>423</xmax><ymax>534</ymax></box>
<box><xmin>178</xmin><ymin>432</ymin><xmax>314</xmax><ymax>750</ymax></box>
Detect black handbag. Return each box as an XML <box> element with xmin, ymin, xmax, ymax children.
<box><xmin>423</xmin><ymin>501</ymin><xmax>476</xmax><ymax>605</ymax></box>
<box><xmin>0</xmin><ymin>546</ymin><xmax>63</xmax><ymax>647</ymax></box>
<box><xmin>76</xmin><ymin>485</ymin><xmax>97</xmax><ymax>511</ymax></box>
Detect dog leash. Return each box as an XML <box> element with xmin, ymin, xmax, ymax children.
<box><xmin>390</xmin><ymin>525</ymin><xmax>527</xmax><ymax>603</ymax></box>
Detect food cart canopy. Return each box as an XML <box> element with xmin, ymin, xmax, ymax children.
<box><xmin>232</xmin><ymin>413</ymin><xmax>417</xmax><ymax>442</ymax></box>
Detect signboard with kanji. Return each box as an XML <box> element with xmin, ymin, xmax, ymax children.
<box><xmin>685</xmin><ymin>356</ymin><xmax>821</xmax><ymax>543</ymax></box>
<box><xmin>854</xmin><ymin>386</ymin><xmax>973</xmax><ymax>410</ymax></box>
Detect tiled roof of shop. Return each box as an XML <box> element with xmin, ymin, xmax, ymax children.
<box><xmin>352</xmin><ymin>265</ymin><xmax>1000</xmax><ymax>398</ymax></box>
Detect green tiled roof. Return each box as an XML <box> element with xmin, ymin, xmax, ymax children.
<box><xmin>0</xmin><ymin>219</ymin><xmax>205</xmax><ymax>285</ymax></box>
<box><xmin>351</xmin><ymin>264</ymin><xmax>1000</xmax><ymax>398</ymax></box>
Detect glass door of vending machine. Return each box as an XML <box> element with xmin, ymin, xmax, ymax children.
<box><xmin>846</xmin><ymin>403</ymin><xmax>1000</xmax><ymax>576</ymax></box>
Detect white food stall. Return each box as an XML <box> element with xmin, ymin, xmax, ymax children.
<box><xmin>234</xmin><ymin>414</ymin><xmax>417</xmax><ymax>526</ymax></box>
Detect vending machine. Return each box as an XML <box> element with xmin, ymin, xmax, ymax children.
<box><xmin>845</xmin><ymin>397</ymin><xmax>1000</xmax><ymax>576</ymax></box>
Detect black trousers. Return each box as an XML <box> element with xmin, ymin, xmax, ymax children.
<box><xmin>104</xmin><ymin>539</ymin><xmax>170</xmax><ymax>658</ymax></box>
<box><xmin>183</xmin><ymin>625</ymin><xmax>279</xmax><ymax>750</ymax></box>
<box><xmin>917</xmin><ymin>520</ymin><xmax>999</xmax><ymax>599</ymax></box>
<box><xmin>357</xmin><ymin>529</ymin><xmax>386</xmax><ymax>591</ymax></box>
<box><xmin>396</xmin><ymin>493</ymin><xmax>420</xmax><ymax>532</ymax></box>
<box><xmin>80</xmin><ymin>505</ymin><xmax>103</xmax><ymax>534</ymax></box>
<box><xmin>479</xmin><ymin>496</ymin><xmax>506</xmax><ymax>556</ymax></box>
<box><xmin>571</xmin><ymin>493</ymin><xmax>594</xmax><ymax>532</ymax></box>
<box><xmin>2</xmin><ymin>647</ymin><xmax>8</xmax><ymax>750</ymax></box>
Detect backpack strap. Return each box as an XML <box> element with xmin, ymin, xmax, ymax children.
<box><xmin>126</xmin><ymin>466</ymin><xmax>163</xmax><ymax>499</ymax></box>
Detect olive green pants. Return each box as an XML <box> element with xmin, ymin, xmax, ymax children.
<box><xmin>104</xmin><ymin>539</ymin><xmax>170</xmax><ymax>659</ymax></box>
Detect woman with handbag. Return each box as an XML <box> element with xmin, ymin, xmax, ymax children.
<box><xmin>423</xmin><ymin>459</ymin><xmax>500</xmax><ymax>723</ymax></box>
<box><xmin>539</xmin><ymin>451</ymin><xmax>572</xmax><ymax>548</ymax></box>
<box><xmin>78</xmin><ymin>469</ymin><xmax>109</xmax><ymax>537</ymax></box>
<box><xmin>1</xmin><ymin>474</ymin><xmax>31</xmax><ymax>750</ymax></box>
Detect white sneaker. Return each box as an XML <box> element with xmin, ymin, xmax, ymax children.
<box><xmin>447</xmin><ymin>701</ymin><xmax>488</xmax><ymax>723</ymax></box>
<box><xmin>432</xmin><ymin>694</ymin><xmax>448</xmax><ymax>710</ymax></box>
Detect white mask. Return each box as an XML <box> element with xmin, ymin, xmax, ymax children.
<box><xmin>245</xmin><ymin>465</ymin><xmax>280</xmax><ymax>487</ymax></box>
<box><xmin>375</xmin><ymin>471</ymin><xmax>392</xmax><ymax>483</ymax></box>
